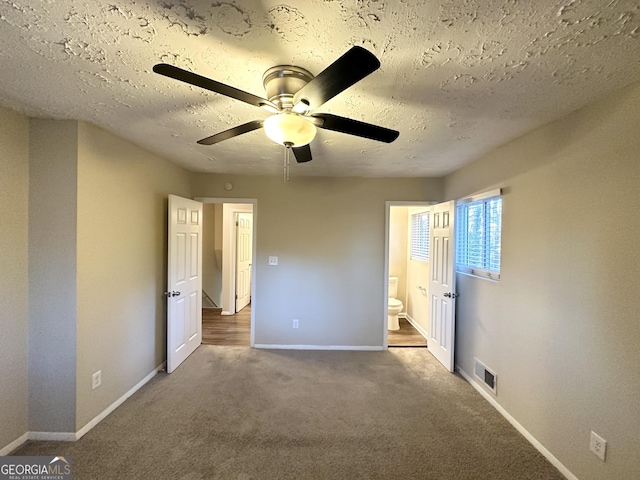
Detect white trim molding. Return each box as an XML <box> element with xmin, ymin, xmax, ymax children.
<box><xmin>28</xmin><ymin>431</ymin><xmax>76</xmax><ymax>442</ymax></box>
<box><xmin>1</xmin><ymin>363</ymin><xmax>166</xmax><ymax>454</ymax></box>
<box><xmin>405</xmin><ymin>314</ymin><xmax>429</xmax><ymax>339</ymax></box>
<box><xmin>74</xmin><ymin>362</ymin><xmax>166</xmax><ymax>440</ymax></box>
<box><xmin>196</xmin><ymin>197</ymin><xmax>258</xmax><ymax>348</ymax></box>
<box><xmin>254</xmin><ymin>344</ymin><xmax>384</xmax><ymax>351</ymax></box>
<box><xmin>457</xmin><ymin>366</ymin><xmax>579</xmax><ymax>480</ymax></box>
<box><xmin>456</xmin><ymin>187</ymin><xmax>502</xmax><ymax>205</ymax></box>
<box><xmin>0</xmin><ymin>433</ymin><xmax>29</xmax><ymax>456</ymax></box>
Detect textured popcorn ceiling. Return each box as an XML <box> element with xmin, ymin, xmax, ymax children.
<box><xmin>1</xmin><ymin>0</ymin><xmax>639</xmax><ymax>177</ymax></box>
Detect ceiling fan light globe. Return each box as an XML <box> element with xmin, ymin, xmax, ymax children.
<box><xmin>264</xmin><ymin>113</ymin><xmax>316</xmax><ymax>147</ymax></box>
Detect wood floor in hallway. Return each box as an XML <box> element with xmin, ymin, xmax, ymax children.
<box><xmin>202</xmin><ymin>306</ymin><xmax>427</xmax><ymax>348</ymax></box>
<box><xmin>202</xmin><ymin>305</ymin><xmax>251</xmax><ymax>346</ymax></box>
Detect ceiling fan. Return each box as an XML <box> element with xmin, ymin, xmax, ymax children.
<box><xmin>153</xmin><ymin>46</ymin><xmax>399</xmax><ymax>165</ymax></box>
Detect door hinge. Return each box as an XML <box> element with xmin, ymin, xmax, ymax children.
<box><xmin>235</xmin><ymin>294</ymin><xmax>238</xmax><ymax>299</ymax></box>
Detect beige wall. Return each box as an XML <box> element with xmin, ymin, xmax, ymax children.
<box><xmin>214</xmin><ymin>204</ymin><xmax>223</xmax><ymax>304</ymax></box>
<box><xmin>0</xmin><ymin>106</ymin><xmax>29</xmax><ymax>449</ymax></box>
<box><xmin>75</xmin><ymin>122</ymin><xmax>192</xmax><ymax>429</ymax></box>
<box><xmin>388</xmin><ymin>206</ymin><xmax>408</xmax><ymax>306</ymax></box>
<box><xmin>443</xmin><ymin>81</ymin><xmax>640</xmax><ymax>479</ymax></box>
<box><xmin>406</xmin><ymin>206</ymin><xmax>431</xmax><ymax>334</ymax></box>
<box><xmin>202</xmin><ymin>203</ymin><xmax>220</xmax><ymax>306</ymax></box>
<box><xmin>192</xmin><ymin>175</ymin><xmax>442</xmax><ymax>347</ymax></box>
<box><xmin>2</xmin><ymin>115</ymin><xmax>192</xmax><ymax>447</ymax></box>
<box><xmin>8</xmin><ymin>77</ymin><xmax>637</xmax><ymax>477</ymax></box>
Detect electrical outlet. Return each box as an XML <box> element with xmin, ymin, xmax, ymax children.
<box><xmin>292</xmin><ymin>319</ymin><xmax>299</xmax><ymax>328</ymax></box>
<box><xmin>268</xmin><ymin>256</ymin><xmax>278</xmax><ymax>266</ymax></box>
<box><xmin>590</xmin><ymin>431</ymin><xmax>607</xmax><ymax>461</ymax></box>
<box><xmin>92</xmin><ymin>370</ymin><xmax>102</xmax><ymax>390</ymax></box>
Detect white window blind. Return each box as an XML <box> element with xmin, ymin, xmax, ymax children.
<box><xmin>456</xmin><ymin>193</ymin><xmax>502</xmax><ymax>280</ymax></box>
<box><xmin>410</xmin><ymin>211</ymin><xmax>430</xmax><ymax>261</ymax></box>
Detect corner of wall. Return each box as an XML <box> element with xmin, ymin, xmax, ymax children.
<box><xmin>0</xmin><ymin>105</ymin><xmax>30</xmax><ymax>452</ymax></box>
<box><xmin>28</xmin><ymin>119</ymin><xmax>79</xmax><ymax>433</ymax></box>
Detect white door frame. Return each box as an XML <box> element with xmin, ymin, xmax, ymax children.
<box><xmin>223</xmin><ymin>204</ymin><xmax>253</xmax><ymax>314</ymax></box>
<box><xmin>383</xmin><ymin>201</ymin><xmax>435</xmax><ymax>349</ymax></box>
<box><xmin>196</xmin><ymin>197</ymin><xmax>257</xmax><ymax>347</ymax></box>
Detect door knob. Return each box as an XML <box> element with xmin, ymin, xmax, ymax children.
<box><xmin>164</xmin><ymin>291</ymin><xmax>181</xmax><ymax>297</ymax></box>
<box><xmin>444</xmin><ymin>292</ymin><xmax>459</xmax><ymax>298</ymax></box>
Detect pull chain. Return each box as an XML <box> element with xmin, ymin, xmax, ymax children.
<box><xmin>283</xmin><ymin>142</ymin><xmax>293</xmax><ymax>182</ymax></box>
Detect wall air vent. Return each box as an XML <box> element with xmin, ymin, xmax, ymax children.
<box><xmin>474</xmin><ymin>358</ymin><xmax>497</xmax><ymax>394</ymax></box>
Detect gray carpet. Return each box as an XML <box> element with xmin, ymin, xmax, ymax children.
<box><xmin>15</xmin><ymin>346</ymin><xmax>565</xmax><ymax>479</ymax></box>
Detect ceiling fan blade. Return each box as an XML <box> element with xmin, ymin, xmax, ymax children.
<box><xmin>153</xmin><ymin>64</ymin><xmax>277</xmax><ymax>110</ymax></box>
<box><xmin>312</xmin><ymin>113</ymin><xmax>399</xmax><ymax>143</ymax></box>
<box><xmin>197</xmin><ymin>121</ymin><xmax>264</xmax><ymax>145</ymax></box>
<box><xmin>292</xmin><ymin>46</ymin><xmax>380</xmax><ymax>111</ymax></box>
<box><xmin>292</xmin><ymin>144</ymin><xmax>312</xmax><ymax>163</ymax></box>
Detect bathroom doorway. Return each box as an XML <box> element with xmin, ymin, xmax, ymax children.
<box><xmin>384</xmin><ymin>202</ymin><xmax>432</xmax><ymax>347</ymax></box>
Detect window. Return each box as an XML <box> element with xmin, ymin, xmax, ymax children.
<box><xmin>410</xmin><ymin>211</ymin><xmax>430</xmax><ymax>261</ymax></box>
<box><xmin>456</xmin><ymin>191</ymin><xmax>502</xmax><ymax>280</ymax></box>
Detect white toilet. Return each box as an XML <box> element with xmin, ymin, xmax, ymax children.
<box><xmin>388</xmin><ymin>276</ymin><xmax>403</xmax><ymax>331</ymax></box>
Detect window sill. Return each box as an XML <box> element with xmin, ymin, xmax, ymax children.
<box><xmin>456</xmin><ymin>269</ymin><xmax>500</xmax><ymax>282</ymax></box>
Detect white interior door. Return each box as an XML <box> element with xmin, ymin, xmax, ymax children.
<box><xmin>167</xmin><ymin>195</ymin><xmax>203</xmax><ymax>373</ymax></box>
<box><xmin>428</xmin><ymin>200</ymin><xmax>457</xmax><ymax>372</ymax></box>
<box><xmin>235</xmin><ymin>212</ymin><xmax>252</xmax><ymax>312</ymax></box>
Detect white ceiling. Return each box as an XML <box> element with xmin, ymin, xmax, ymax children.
<box><xmin>1</xmin><ymin>0</ymin><xmax>639</xmax><ymax>177</ymax></box>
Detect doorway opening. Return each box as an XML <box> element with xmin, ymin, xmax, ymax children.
<box><xmin>197</xmin><ymin>197</ymin><xmax>257</xmax><ymax>347</ymax></box>
<box><xmin>384</xmin><ymin>202</ymin><xmax>432</xmax><ymax>348</ymax></box>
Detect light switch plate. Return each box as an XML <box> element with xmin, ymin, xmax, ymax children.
<box><xmin>92</xmin><ymin>370</ymin><xmax>102</xmax><ymax>390</ymax></box>
<box><xmin>268</xmin><ymin>256</ymin><xmax>278</xmax><ymax>266</ymax></box>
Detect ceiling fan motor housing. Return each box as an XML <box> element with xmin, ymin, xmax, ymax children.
<box><xmin>263</xmin><ymin>66</ymin><xmax>314</xmax><ymax>111</ymax></box>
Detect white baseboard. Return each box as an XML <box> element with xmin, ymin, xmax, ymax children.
<box><xmin>456</xmin><ymin>367</ymin><xmax>579</xmax><ymax>480</ymax></box>
<box><xmin>254</xmin><ymin>344</ymin><xmax>384</xmax><ymax>351</ymax></box>
<box><xmin>1</xmin><ymin>362</ymin><xmax>166</xmax><ymax>454</ymax></box>
<box><xmin>0</xmin><ymin>432</ymin><xmax>29</xmax><ymax>456</ymax></box>
<box><xmin>405</xmin><ymin>314</ymin><xmax>429</xmax><ymax>339</ymax></box>
<box><xmin>29</xmin><ymin>431</ymin><xmax>77</xmax><ymax>442</ymax></box>
<box><xmin>74</xmin><ymin>362</ymin><xmax>166</xmax><ymax>440</ymax></box>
